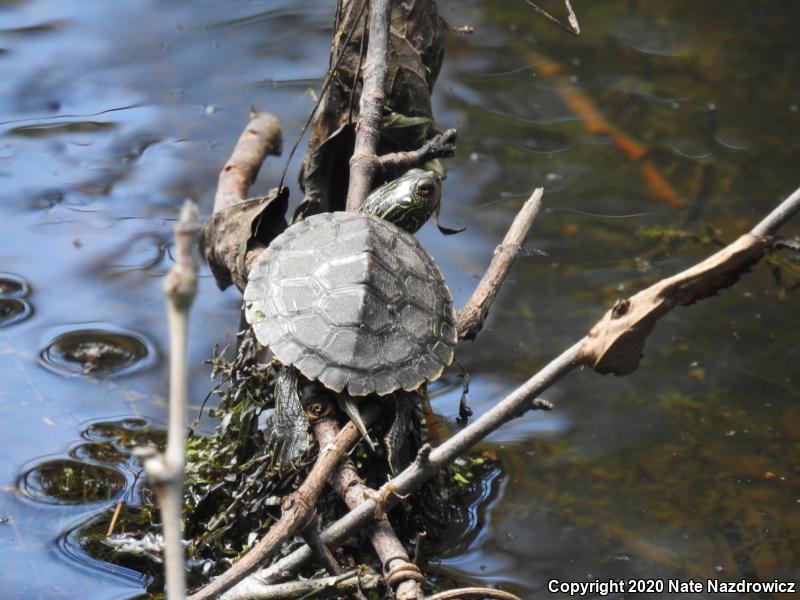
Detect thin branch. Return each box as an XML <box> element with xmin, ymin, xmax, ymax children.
<box><xmin>189</xmin><ymin>405</ymin><xmax>380</xmax><ymax>600</ymax></box>
<box><xmin>144</xmin><ymin>200</ymin><xmax>200</xmax><ymax>600</ymax></box>
<box><xmin>214</xmin><ymin>112</ymin><xmax>283</xmax><ymax>213</ymax></box>
<box><xmin>376</xmin><ymin>129</ymin><xmax>458</xmax><ymax>175</ymax></box>
<box><xmin>106</xmin><ymin>499</ymin><xmax>124</xmax><ymax>537</ymax></box>
<box><xmin>426</xmin><ymin>588</ymin><xmax>522</xmax><ymax>600</ymax></box>
<box><xmin>216</xmin><ymin>568</ymin><xmax>380</xmax><ymax>600</ymax></box>
<box><xmin>232</xmin><ymin>184</ymin><xmax>800</xmax><ymax>590</ymax></box>
<box><xmin>752</xmin><ymin>185</ymin><xmax>800</xmax><ymax>237</ymax></box>
<box><xmin>522</xmin><ymin>0</ymin><xmax>580</xmax><ymax>35</ymax></box>
<box><xmin>345</xmin><ymin>0</ymin><xmax>392</xmax><ymax>212</ymax></box>
<box><xmin>300</xmin><ymin>515</ymin><xmax>342</xmax><ymax>576</ymax></box>
<box><xmin>456</xmin><ymin>188</ymin><xmax>544</xmax><ymax>340</ymax></box>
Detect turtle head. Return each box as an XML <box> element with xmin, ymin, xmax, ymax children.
<box><xmin>362</xmin><ymin>168</ymin><xmax>443</xmax><ymax>234</ymax></box>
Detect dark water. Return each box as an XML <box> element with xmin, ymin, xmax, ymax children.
<box><xmin>1</xmin><ymin>1</ymin><xmax>798</xmax><ymax>598</ymax></box>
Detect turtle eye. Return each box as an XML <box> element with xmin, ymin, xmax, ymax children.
<box><xmin>417</xmin><ymin>182</ymin><xmax>433</xmax><ymax>196</ymax></box>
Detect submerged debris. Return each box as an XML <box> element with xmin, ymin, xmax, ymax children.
<box><xmin>40</xmin><ymin>327</ymin><xmax>152</xmax><ymax>376</ymax></box>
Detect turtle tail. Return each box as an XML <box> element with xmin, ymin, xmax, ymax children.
<box><xmin>336</xmin><ymin>394</ymin><xmax>376</xmax><ymax>450</ymax></box>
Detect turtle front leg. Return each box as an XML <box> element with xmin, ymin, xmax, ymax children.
<box><xmin>384</xmin><ymin>391</ymin><xmax>415</xmax><ymax>474</ymax></box>
<box><xmin>336</xmin><ymin>394</ymin><xmax>376</xmax><ymax>450</ymax></box>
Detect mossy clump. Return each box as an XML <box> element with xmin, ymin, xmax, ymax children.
<box><xmin>181</xmin><ymin>330</ymin><xmax>496</xmax><ymax>581</ymax></box>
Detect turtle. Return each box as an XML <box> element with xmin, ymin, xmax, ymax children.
<box><xmin>243</xmin><ymin>169</ymin><xmax>457</xmax><ymax>471</ymax></box>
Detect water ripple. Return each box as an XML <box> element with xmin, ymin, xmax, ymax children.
<box><xmin>39</xmin><ymin>323</ymin><xmax>156</xmax><ymax>377</ymax></box>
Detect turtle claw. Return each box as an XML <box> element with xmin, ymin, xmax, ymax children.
<box><xmin>436</xmin><ymin>223</ymin><xmax>466</xmax><ymax>235</ymax></box>
<box><xmin>434</xmin><ymin>216</ymin><xmax>465</xmax><ymax>236</ymax></box>
<box><xmin>337</xmin><ymin>395</ymin><xmax>376</xmax><ymax>450</ymax></box>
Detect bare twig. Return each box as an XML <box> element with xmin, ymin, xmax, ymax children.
<box><xmin>345</xmin><ymin>0</ymin><xmax>393</xmax><ymax>212</ymax></box>
<box><xmin>426</xmin><ymin>588</ymin><xmax>521</xmax><ymax>600</ymax></box>
<box><xmin>214</xmin><ymin>112</ymin><xmax>283</xmax><ymax>213</ymax></box>
<box><xmin>106</xmin><ymin>499</ymin><xmax>124</xmax><ymax>537</ymax></box>
<box><xmin>522</xmin><ymin>0</ymin><xmax>580</xmax><ymax>35</ymax></box>
<box><xmin>377</xmin><ymin>129</ymin><xmax>458</xmax><ymax>175</ymax></box>
<box><xmin>189</xmin><ymin>405</ymin><xmax>380</xmax><ymax>600</ymax></box>
<box><xmin>752</xmin><ymin>185</ymin><xmax>800</xmax><ymax>237</ymax></box>
<box><xmin>300</xmin><ymin>515</ymin><xmax>342</xmax><ymax>576</ymax></box>
<box><xmin>218</xmin><ymin>568</ymin><xmax>380</xmax><ymax>600</ymax></box>
<box><xmin>144</xmin><ymin>200</ymin><xmax>200</xmax><ymax>600</ymax></box>
<box><xmin>456</xmin><ymin>188</ymin><xmax>544</xmax><ymax>340</ymax></box>
<box><xmin>233</xmin><ymin>184</ymin><xmax>800</xmax><ymax>589</ymax></box>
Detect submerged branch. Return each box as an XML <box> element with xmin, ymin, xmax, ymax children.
<box><xmin>533</xmin><ymin>53</ymin><xmax>685</xmax><ymax>209</ymax></box>
<box><xmin>456</xmin><ymin>188</ymin><xmax>544</xmax><ymax>340</ymax></box>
